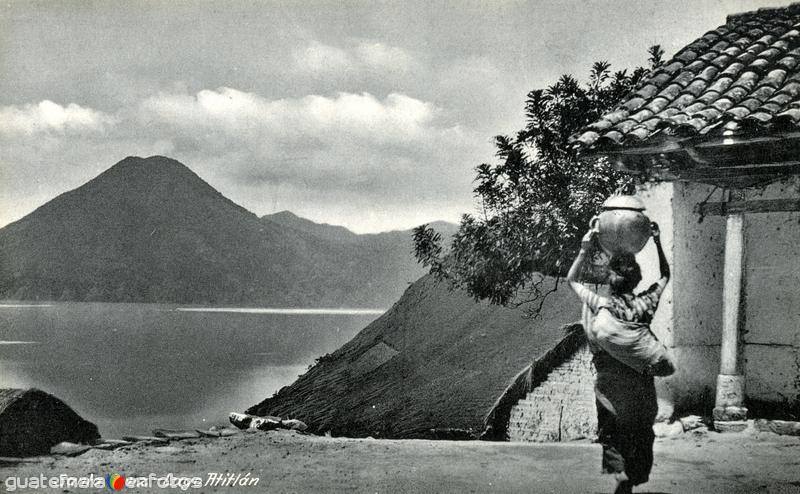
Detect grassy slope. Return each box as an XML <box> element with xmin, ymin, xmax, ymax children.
<box><xmin>247</xmin><ymin>274</ymin><xmax>579</xmax><ymax>438</ymax></box>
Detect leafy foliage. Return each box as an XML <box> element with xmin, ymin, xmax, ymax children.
<box><xmin>414</xmin><ymin>48</ymin><xmax>663</xmax><ymax>314</ymax></box>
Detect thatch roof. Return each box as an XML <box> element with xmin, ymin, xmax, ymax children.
<box><xmin>0</xmin><ymin>388</ymin><xmax>100</xmax><ymax>456</ymax></box>
<box><xmin>246</xmin><ymin>274</ymin><xmax>579</xmax><ymax>439</ymax></box>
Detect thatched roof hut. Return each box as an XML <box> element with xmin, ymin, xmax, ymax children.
<box><xmin>0</xmin><ymin>388</ymin><xmax>100</xmax><ymax>457</ymax></box>
<box><xmin>247</xmin><ymin>274</ymin><xmax>581</xmax><ymax>439</ymax></box>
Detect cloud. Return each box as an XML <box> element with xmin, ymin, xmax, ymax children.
<box><xmin>0</xmin><ymin>87</ymin><xmax>487</xmax><ymax>233</ymax></box>
<box><xmin>355</xmin><ymin>42</ymin><xmax>415</xmax><ymax>71</ymax></box>
<box><xmin>0</xmin><ymin>100</ymin><xmax>116</xmax><ymax>136</ymax></box>
<box><xmin>137</xmin><ymin>87</ymin><xmax>456</xmax><ymax>182</ymax></box>
<box><xmin>292</xmin><ymin>41</ymin><xmax>354</xmax><ymax>74</ymax></box>
<box><xmin>292</xmin><ymin>40</ymin><xmax>415</xmax><ymax>76</ymax></box>
<box><xmin>129</xmin><ymin>86</ymin><xmax>485</xmax><ymax>231</ymax></box>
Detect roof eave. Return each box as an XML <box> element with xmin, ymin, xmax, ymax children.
<box><xmin>580</xmin><ymin>132</ymin><xmax>800</xmax><ymax>188</ymax></box>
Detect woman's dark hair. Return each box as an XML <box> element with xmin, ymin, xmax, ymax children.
<box><xmin>607</xmin><ymin>253</ymin><xmax>642</xmax><ymax>295</ymax></box>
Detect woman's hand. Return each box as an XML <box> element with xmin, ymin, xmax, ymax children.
<box><xmin>568</xmin><ymin>229</ymin><xmax>595</xmax><ymax>285</ymax></box>
<box><xmin>581</xmin><ymin>229</ymin><xmax>596</xmax><ymax>250</ymax></box>
<box><xmin>650</xmin><ymin>221</ymin><xmax>661</xmax><ymax>240</ymax></box>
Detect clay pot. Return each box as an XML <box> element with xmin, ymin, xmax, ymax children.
<box><xmin>590</xmin><ymin>195</ymin><xmax>651</xmax><ymax>255</ymax></box>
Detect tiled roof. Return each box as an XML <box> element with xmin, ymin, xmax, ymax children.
<box><xmin>575</xmin><ymin>3</ymin><xmax>800</xmax><ymax>152</ymax></box>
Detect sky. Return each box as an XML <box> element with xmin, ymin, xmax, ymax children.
<box><xmin>0</xmin><ymin>0</ymin><xmax>787</xmax><ymax>233</ymax></box>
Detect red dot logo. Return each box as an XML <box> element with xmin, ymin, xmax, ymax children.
<box><xmin>106</xmin><ymin>473</ymin><xmax>125</xmax><ymax>491</ymax></box>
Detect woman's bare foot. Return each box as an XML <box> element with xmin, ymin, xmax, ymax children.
<box><xmin>613</xmin><ymin>472</ymin><xmax>632</xmax><ymax>494</ymax></box>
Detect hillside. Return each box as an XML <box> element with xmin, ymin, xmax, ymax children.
<box><xmin>0</xmin><ymin>155</ymin><xmax>454</xmax><ymax>307</ymax></box>
<box><xmin>246</xmin><ymin>274</ymin><xmax>579</xmax><ymax>438</ymax></box>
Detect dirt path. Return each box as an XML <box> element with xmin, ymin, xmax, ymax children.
<box><xmin>3</xmin><ymin>429</ymin><xmax>800</xmax><ymax>493</ymax></box>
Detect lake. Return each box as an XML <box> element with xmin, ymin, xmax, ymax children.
<box><xmin>0</xmin><ymin>302</ymin><xmax>381</xmax><ymax>438</ymax></box>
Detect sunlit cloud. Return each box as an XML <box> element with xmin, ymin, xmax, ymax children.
<box><xmin>0</xmin><ymin>100</ymin><xmax>116</xmax><ymax>136</ymax></box>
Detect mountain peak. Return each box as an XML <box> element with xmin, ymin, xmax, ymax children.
<box><xmin>101</xmin><ymin>155</ymin><xmax>197</xmax><ymax>181</ymax></box>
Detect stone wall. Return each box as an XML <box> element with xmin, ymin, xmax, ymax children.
<box><xmin>507</xmin><ymin>346</ymin><xmax>597</xmax><ymax>442</ymax></box>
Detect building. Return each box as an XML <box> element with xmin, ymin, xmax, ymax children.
<box><xmin>0</xmin><ymin>388</ymin><xmax>100</xmax><ymax>457</ymax></box>
<box><xmin>574</xmin><ymin>4</ymin><xmax>800</xmax><ymax>430</ymax></box>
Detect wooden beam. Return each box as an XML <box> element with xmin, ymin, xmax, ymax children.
<box><xmin>697</xmin><ymin>198</ymin><xmax>800</xmax><ymax>216</ymax></box>
<box><xmin>680</xmin><ymin>162</ymin><xmax>800</xmax><ymax>181</ymax></box>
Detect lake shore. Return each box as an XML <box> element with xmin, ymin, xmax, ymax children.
<box><xmin>4</xmin><ymin>428</ymin><xmax>799</xmax><ymax>493</ymax></box>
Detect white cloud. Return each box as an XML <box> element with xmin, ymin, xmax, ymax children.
<box><xmin>0</xmin><ymin>87</ymin><xmax>487</xmax><ymax>233</ymax></box>
<box><xmin>292</xmin><ymin>40</ymin><xmax>414</xmax><ymax>75</ymax></box>
<box><xmin>355</xmin><ymin>42</ymin><xmax>414</xmax><ymax>71</ymax></box>
<box><xmin>292</xmin><ymin>42</ymin><xmax>354</xmax><ymax>74</ymax></box>
<box><xmin>139</xmin><ymin>87</ymin><xmax>443</xmax><ymax>156</ymax></box>
<box><xmin>0</xmin><ymin>100</ymin><xmax>116</xmax><ymax>136</ymax></box>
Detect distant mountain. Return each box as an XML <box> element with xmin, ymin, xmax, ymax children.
<box><xmin>262</xmin><ymin>211</ymin><xmax>359</xmax><ymax>243</ymax></box>
<box><xmin>0</xmin><ymin>155</ymin><xmax>456</xmax><ymax>307</ymax></box>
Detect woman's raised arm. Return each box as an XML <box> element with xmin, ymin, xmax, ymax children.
<box><xmin>567</xmin><ymin>229</ymin><xmax>596</xmax><ymax>293</ymax></box>
<box><xmin>650</xmin><ymin>222</ymin><xmax>670</xmax><ymax>281</ymax></box>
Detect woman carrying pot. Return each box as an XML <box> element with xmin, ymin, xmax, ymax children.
<box><xmin>566</xmin><ymin>208</ymin><xmax>674</xmax><ymax>494</ymax></box>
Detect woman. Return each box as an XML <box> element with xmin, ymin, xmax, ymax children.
<box><xmin>566</xmin><ymin>222</ymin><xmax>671</xmax><ymax>494</ymax></box>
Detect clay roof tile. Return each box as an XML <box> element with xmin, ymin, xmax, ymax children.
<box><xmin>697</xmin><ymin>90</ymin><xmax>723</xmax><ymax>105</ymax></box>
<box><xmin>707</xmin><ymin>76</ymin><xmax>735</xmax><ymax>93</ymax></box>
<box><xmin>726</xmin><ymin>106</ymin><xmax>753</xmax><ymax>119</ymax></box>
<box><xmin>575</xmin><ymin>4</ymin><xmax>800</xmax><ymax>151</ymax></box>
<box><xmin>697</xmin><ymin>65</ymin><xmax>721</xmax><ymax>81</ymax></box>
<box><xmin>759</xmin><ymin>69</ymin><xmax>788</xmax><ymax>88</ymax></box>
<box><xmin>712</xmin><ymin>97</ymin><xmax>736</xmax><ymax>112</ymax></box>
<box><xmin>776</xmin><ymin>55</ymin><xmax>800</xmax><ymax>71</ymax></box>
<box><xmin>634</xmin><ymin>84</ymin><xmax>660</xmax><ymax>100</ymax></box>
<box><xmin>720</xmin><ymin>62</ymin><xmax>746</xmax><ymax>77</ymax></box>
<box><xmin>683</xmin><ymin>79</ymin><xmax>709</xmax><ymax>97</ymax></box>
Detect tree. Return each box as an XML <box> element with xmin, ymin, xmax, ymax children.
<box><xmin>414</xmin><ymin>48</ymin><xmax>663</xmax><ymax>315</ymax></box>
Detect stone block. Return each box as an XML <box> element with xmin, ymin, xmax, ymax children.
<box><xmin>754</xmin><ymin>419</ymin><xmax>800</xmax><ymax>436</ymax></box>
<box><xmin>653</xmin><ymin>421</ymin><xmax>684</xmax><ymax>437</ymax></box>
<box><xmin>712</xmin><ymin>406</ymin><xmax>748</xmax><ymax>422</ymax></box>
<box><xmin>713</xmin><ymin>420</ymin><xmax>748</xmax><ymax>433</ymax></box>
<box><xmin>678</xmin><ymin>415</ymin><xmax>705</xmax><ymax>431</ymax></box>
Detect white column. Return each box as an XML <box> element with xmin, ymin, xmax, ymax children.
<box><xmin>719</xmin><ymin>213</ymin><xmax>743</xmax><ymax>376</ymax></box>
<box><xmin>713</xmin><ymin>210</ymin><xmax>747</xmax><ymax>429</ymax></box>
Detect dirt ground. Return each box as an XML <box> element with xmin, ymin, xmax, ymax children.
<box><xmin>3</xmin><ymin>427</ymin><xmax>800</xmax><ymax>493</ymax></box>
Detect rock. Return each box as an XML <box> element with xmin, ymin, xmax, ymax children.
<box><xmin>0</xmin><ymin>456</ymin><xmax>41</xmax><ymax>465</ymax></box>
<box><xmin>251</xmin><ymin>417</ymin><xmax>282</xmax><ymax>431</ymax></box>
<box><xmin>229</xmin><ymin>412</ymin><xmax>252</xmax><ymax>428</ymax></box>
<box><xmin>152</xmin><ymin>429</ymin><xmax>200</xmax><ymax>440</ymax></box>
<box><xmin>197</xmin><ymin>427</ymin><xmax>240</xmax><ymax>438</ymax></box>
<box><xmin>281</xmin><ymin>419</ymin><xmax>308</xmax><ymax>431</ymax></box>
<box><xmin>50</xmin><ymin>442</ymin><xmax>92</xmax><ymax>456</ymax></box>
<box><xmin>121</xmin><ymin>435</ymin><xmax>169</xmax><ymax>444</ymax></box>
<box><xmin>100</xmin><ymin>439</ymin><xmax>132</xmax><ymax>446</ymax></box>
<box><xmin>754</xmin><ymin>419</ymin><xmax>800</xmax><ymax>436</ymax></box>
<box><xmin>153</xmin><ymin>446</ymin><xmax>183</xmax><ymax>454</ymax></box>
<box><xmin>230</xmin><ymin>412</ymin><xmax>283</xmax><ymax>431</ymax></box>
<box><xmin>678</xmin><ymin>415</ymin><xmax>705</xmax><ymax>431</ymax></box>
<box><xmin>653</xmin><ymin>421</ymin><xmax>683</xmax><ymax>437</ymax></box>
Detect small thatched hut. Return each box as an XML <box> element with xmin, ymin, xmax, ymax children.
<box><xmin>0</xmin><ymin>388</ymin><xmax>100</xmax><ymax>457</ymax></box>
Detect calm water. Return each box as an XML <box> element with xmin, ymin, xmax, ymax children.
<box><xmin>0</xmin><ymin>303</ymin><xmax>380</xmax><ymax>438</ymax></box>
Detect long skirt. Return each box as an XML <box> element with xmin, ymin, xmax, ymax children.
<box><xmin>593</xmin><ymin>351</ymin><xmax>658</xmax><ymax>486</ymax></box>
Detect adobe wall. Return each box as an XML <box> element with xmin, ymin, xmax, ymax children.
<box><xmin>742</xmin><ymin>178</ymin><xmax>800</xmax><ymax>411</ymax></box>
<box><xmin>638</xmin><ymin>178</ymin><xmax>800</xmax><ymax>416</ymax></box>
